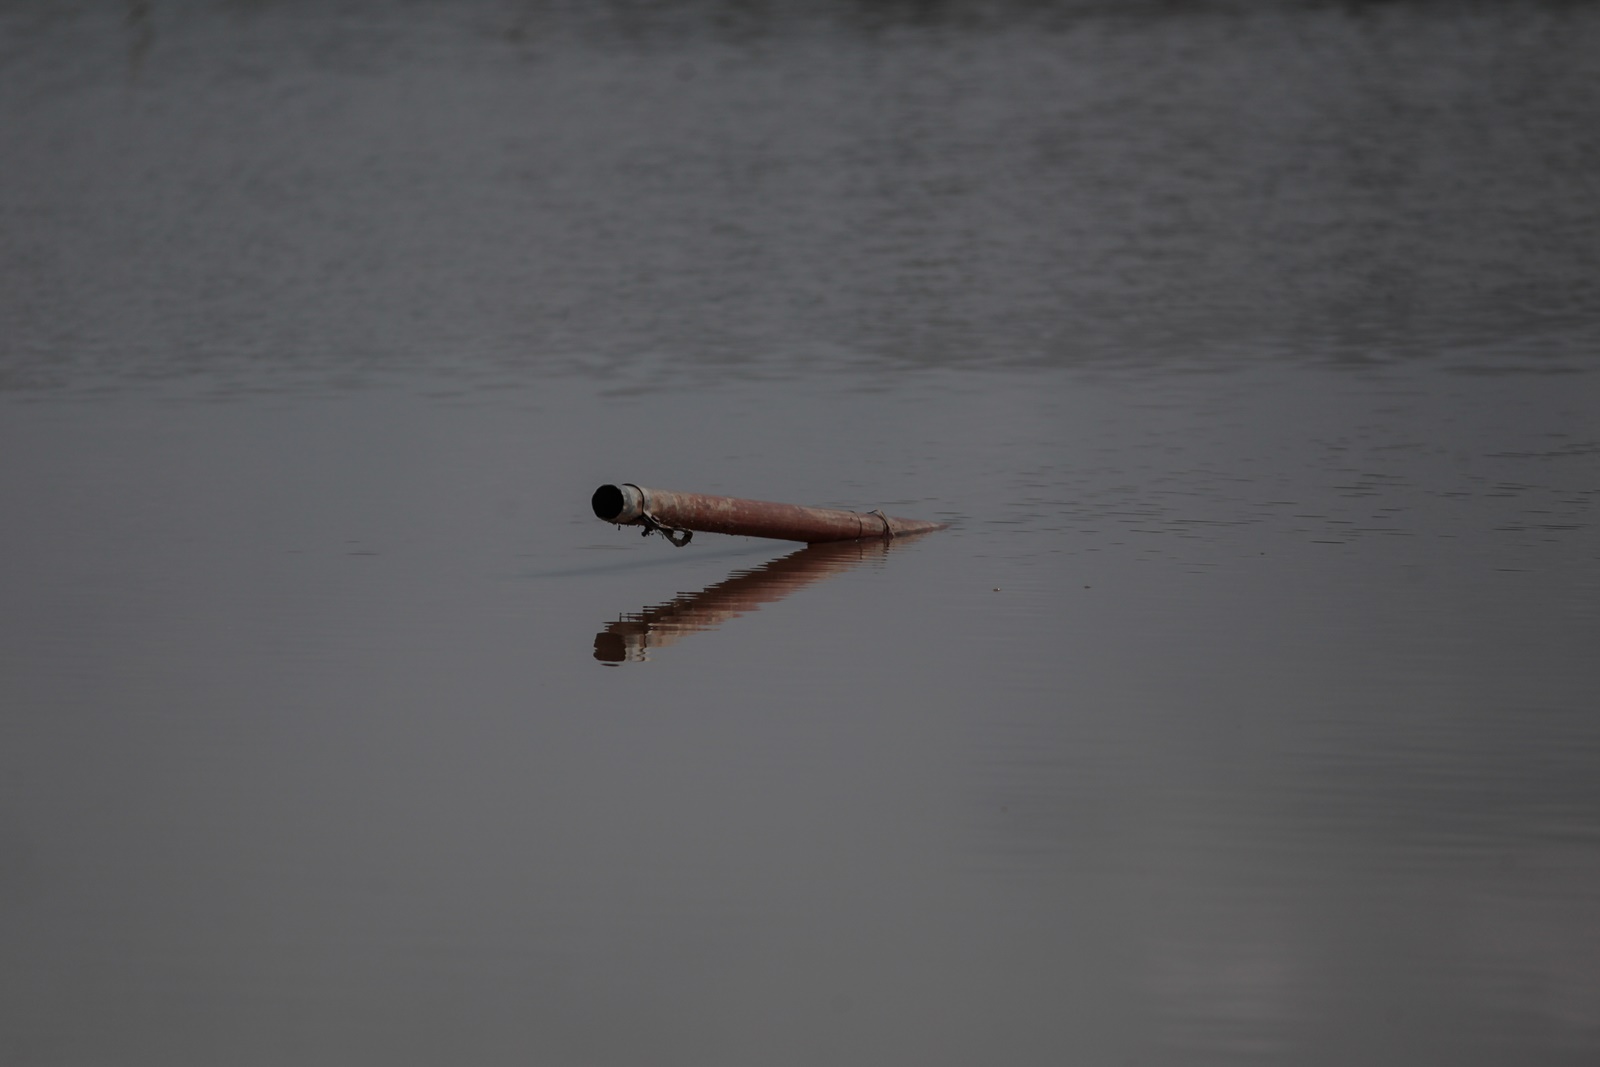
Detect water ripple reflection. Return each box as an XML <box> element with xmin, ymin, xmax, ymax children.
<box><xmin>4</xmin><ymin>0</ymin><xmax>1600</xmax><ymax>395</ymax></box>
<box><xmin>594</xmin><ymin>537</ymin><xmax>905</xmax><ymax>663</ymax></box>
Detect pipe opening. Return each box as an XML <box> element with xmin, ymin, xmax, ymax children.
<box><xmin>591</xmin><ymin>484</ymin><xmax>626</xmax><ymax>521</ymax></box>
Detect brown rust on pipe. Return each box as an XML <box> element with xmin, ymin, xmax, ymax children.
<box><xmin>591</xmin><ymin>483</ymin><xmax>948</xmax><ymax>544</ymax></box>
<box><xmin>595</xmin><ymin>538</ymin><xmax>898</xmax><ymax>663</ymax></box>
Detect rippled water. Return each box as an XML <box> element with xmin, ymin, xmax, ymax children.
<box><xmin>3</xmin><ymin>2</ymin><xmax>1598</xmax><ymax>1064</ymax></box>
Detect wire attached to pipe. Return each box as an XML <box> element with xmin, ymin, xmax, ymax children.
<box><xmin>638</xmin><ymin>511</ymin><xmax>693</xmax><ymax>547</ymax></box>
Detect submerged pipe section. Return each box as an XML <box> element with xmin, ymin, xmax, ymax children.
<box><xmin>594</xmin><ymin>538</ymin><xmax>895</xmax><ymax>663</ymax></box>
<box><xmin>591</xmin><ymin>483</ymin><xmax>948</xmax><ymax>545</ymax></box>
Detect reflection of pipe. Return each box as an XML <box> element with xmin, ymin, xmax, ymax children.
<box><xmin>592</xmin><ymin>483</ymin><xmax>949</xmax><ymax>544</ymax></box>
<box><xmin>594</xmin><ymin>538</ymin><xmax>903</xmax><ymax>663</ymax></box>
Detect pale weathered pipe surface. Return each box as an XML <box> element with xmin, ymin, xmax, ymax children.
<box><xmin>591</xmin><ymin>483</ymin><xmax>948</xmax><ymax>543</ymax></box>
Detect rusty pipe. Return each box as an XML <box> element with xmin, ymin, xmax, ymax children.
<box><xmin>591</xmin><ymin>483</ymin><xmax>948</xmax><ymax>544</ymax></box>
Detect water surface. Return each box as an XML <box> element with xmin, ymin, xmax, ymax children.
<box><xmin>2</xmin><ymin>2</ymin><xmax>1598</xmax><ymax>1064</ymax></box>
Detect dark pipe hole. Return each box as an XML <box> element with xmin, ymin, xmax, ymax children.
<box><xmin>591</xmin><ymin>484</ymin><xmax>625</xmax><ymax>521</ymax></box>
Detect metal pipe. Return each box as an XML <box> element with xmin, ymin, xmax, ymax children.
<box><xmin>594</xmin><ymin>538</ymin><xmax>896</xmax><ymax>663</ymax></box>
<box><xmin>591</xmin><ymin>483</ymin><xmax>948</xmax><ymax>544</ymax></box>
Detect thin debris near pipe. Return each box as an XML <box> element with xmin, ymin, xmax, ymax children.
<box><xmin>591</xmin><ymin>483</ymin><xmax>949</xmax><ymax>545</ymax></box>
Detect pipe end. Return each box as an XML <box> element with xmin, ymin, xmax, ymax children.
<box><xmin>591</xmin><ymin>483</ymin><xmax>645</xmax><ymax>523</ymax></box>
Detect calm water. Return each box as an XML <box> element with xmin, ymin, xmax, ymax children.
<box><xmin>3</xmin><ymin>2</ymin><xmax>1599</xmax><ymax>1064</ymax></box>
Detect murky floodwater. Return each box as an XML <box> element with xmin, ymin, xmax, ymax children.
<box><xmin>3</xmin><ymin>2</ymin><xmax>1598</xmax><ymax>1064</ymax></box>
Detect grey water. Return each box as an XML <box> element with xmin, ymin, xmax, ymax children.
<box><xmin>3</xmin><ymin>1</ymin><xmax>1599</xmax><ymax>1063</ymax></box>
